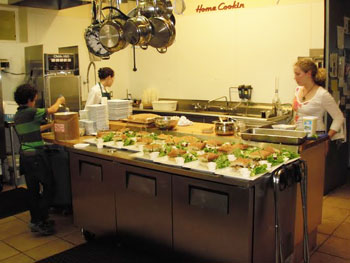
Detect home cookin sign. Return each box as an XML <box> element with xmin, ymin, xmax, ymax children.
<box><xmin>196</xmin><ymin>1</ymin><xmax>245</xmax><ymax>13</ymax></box>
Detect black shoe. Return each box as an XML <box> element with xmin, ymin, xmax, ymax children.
<box><xmin>29</xmin><ymin>222</ymin><xmax>55</xmax><ymax>236</ymax></box>
<box><xmin>43</xmin><ymin>219</ymin><xmax>55</xmax><ymax>227</ymax></box>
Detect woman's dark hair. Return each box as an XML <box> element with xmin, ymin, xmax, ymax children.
<box><xmin>14</xmin><ymin>84</ymin><xmax>38</xmax><ymax>105</ymax></box>
<box><xmin>98</xmin><ymin>67</ymin><xmax>114</xmax><ymax>80</ymax></box>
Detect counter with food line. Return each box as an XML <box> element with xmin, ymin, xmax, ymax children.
<box><xmin>42</xmin><ymin>120</ymin><xmax>327</xmax><ymax>262</ymax></box>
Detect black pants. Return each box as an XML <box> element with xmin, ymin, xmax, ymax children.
<box><xmin>20</xmin><ymin>150</ymin><xmax>54</xmax><ymax>224</ymax></box>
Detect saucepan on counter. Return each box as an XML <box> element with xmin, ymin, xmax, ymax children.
<box><xmin>213</xmin><ymin>118</ymin><xmax>236</xmax><ymax>136</ymax></box>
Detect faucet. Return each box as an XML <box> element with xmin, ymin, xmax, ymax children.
<box><xmin>207</xmin><ymin>96</ymin><xmax>229</xmax><ymax>111</ymax></box>
<box><xmin>86</xmin><ymin>61</ymin><xmax>97</xmax><ymax>93</ymax></box>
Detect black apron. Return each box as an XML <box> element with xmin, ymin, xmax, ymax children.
<box><xmin>98</xmin><ymin>83</ymin><xmax>111</xmax><ymax>100</ymax></box>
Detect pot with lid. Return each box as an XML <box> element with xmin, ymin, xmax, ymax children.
<box><xmin>213</xmin><ymin>119</ymin><xmax>236</xmax><ymax>136</ymax></box>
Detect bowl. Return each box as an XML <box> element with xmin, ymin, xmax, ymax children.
<box><xmin>154</xmin><ymin>116</ymin><xmax>179</xmax><ymax>130</ymax></box>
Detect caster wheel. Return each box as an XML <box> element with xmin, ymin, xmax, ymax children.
<box><xmin>81</xmin><ymin>228</ymin><xmax>95</xmax><ymax>241</ymax></box>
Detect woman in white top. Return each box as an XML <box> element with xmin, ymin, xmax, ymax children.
<box><xmin>85</xmin><ymin>67</ymin><xmax>115</xmax><ymax>108</ymax></box>
<box><xmin>292</xmin><ymin>59</ymin><xmax>344</xmax><ymax>139</ymax></box>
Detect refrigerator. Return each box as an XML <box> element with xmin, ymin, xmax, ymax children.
<box><xmin>25</xmin><ymin>45</ymin><xmax>81</xmax><ymax>113</ymax></box>
<box><xmin>324</xmin><ymin>0</ymin><xmax>350</xmax><ymax>194</ymax></box>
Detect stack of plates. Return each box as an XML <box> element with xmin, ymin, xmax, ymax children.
<box><xmin>79</xmin><ymin>120</ymin><xmax>97</xmax><ymax>135</ymax></box>
<box><xmin>107</xmin><ymin>99</ymin><xmax>132</xmax><ymax>120</ymax></box>
<box><xmin>86</xmin><ymin>104</ymin><xmax>109</xmax><ymax>131</ymax></box>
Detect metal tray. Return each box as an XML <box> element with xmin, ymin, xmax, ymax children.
<box><xmin>241</xmin><ymin>128</ymin><xmax>307</xmax><ymax>145</ymax></box>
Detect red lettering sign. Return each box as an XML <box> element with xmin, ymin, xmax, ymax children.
<box><xmin>54</xmin><ymin>123</ymin><xmax>65</xmax><ymax>133</ymax></box>
<box><xmin>196</xmin><ymin>1</ymin><xmax>245</xmax><ymax>13</ymax></box>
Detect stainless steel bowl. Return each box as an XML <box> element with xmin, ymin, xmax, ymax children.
<box><xmin>154</xmin><ymin>116</ymin><xmax>178</xmax><ymax>130</ymax></box>
<box><xmin>213</xmin><ymin>121</ymin><xmax>236</xmax><ymax>136</ymax></box>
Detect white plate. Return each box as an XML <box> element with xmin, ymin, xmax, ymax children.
<box><xmin>84</xmin><ymin>138</ymin><xmax>97</xmax><ymax>145</ymax></box>
<box><xmin>183</xmin><ymin>160</ymin><xmax>215</xmax><ymax>173</ymax></box>
<box><xmin>272</xmin><ymin>124</ymin><xmax>296</xmax><ymax>130</ymax></box>
<box><xmin>154</xmin><ymin>156</ymin><xmax>184</xmax><ymax>167</ymax></box>
<box><xmin>83</xmin><ymin>138</ymin><xmax>115</xmax><ymax>148</ymax></box>
<box><xmin>73</xmin><ymin>143</ymin><xmax>90</xmax><ymax>149</ymax></box>
<box><xmin>129</xmin><ymin>152</ymin><xmax>153</xmax><ymax>162</ymax></box>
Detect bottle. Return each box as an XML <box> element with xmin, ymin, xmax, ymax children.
<box><xmin>272</xmin><ymin>87</ymin><xmax>281</xmax><ymax>116</ymax></box>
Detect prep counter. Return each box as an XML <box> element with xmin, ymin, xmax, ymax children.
<box><xmin>42</xmin><ymin>121</ymin><xmax>327</xmax><ymax>262</ymax></box>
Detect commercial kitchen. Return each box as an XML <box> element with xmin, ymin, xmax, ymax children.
<box><xmin>0</xmin><ymin>0</ymin><xmax>350</xmax><ymax>262</ymax></box>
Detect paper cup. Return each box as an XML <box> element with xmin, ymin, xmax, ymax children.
<box><xmin>175</xmin><ymin>157</ymin><xmax>185</xmax><ymax>166</ymax></box>
<box><xmin>207</xmin><ymin>162</ymin><xmax>216</xmax><ymax>172</ymax></box>
<box><xmin>150</xmin><ymin>152</ymin><xmax>160</xmax><ymax>160</ymax></box>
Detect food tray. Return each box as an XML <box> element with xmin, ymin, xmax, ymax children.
<box><xmin>241</xmin><ymin>128</ymin><xmax>307</xmax><ymax>145</ymax></box>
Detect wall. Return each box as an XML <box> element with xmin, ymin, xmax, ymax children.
<box><xmin>0</xmin><ymin>0</ymin><xmax>324</xmax><ymax>105</ymax></box>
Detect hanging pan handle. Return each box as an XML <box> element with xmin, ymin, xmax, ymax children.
<box><xmin>133</xmin><ymin>45</ymin><xmax>137</xmax><ymax>72</ymax></box>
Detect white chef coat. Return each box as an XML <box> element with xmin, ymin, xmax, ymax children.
<box><xmin>85</xmin><ymin>83</ymin><xmax>109</xmax><ymax>109</ymax></box>
<box><xmin>294</xmin><ymin>86</ymin><xmax>344</xmax><ymax>132</ymax></box>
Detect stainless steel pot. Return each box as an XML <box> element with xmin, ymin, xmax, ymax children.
<box><xmin>213</xmin><ymin>121</ymin><xmax>236</xmax><ymax>136</ymax></box>
<box><xmin>123</xmin><ymin>15</ymin><xmax>152</xmax><ymax>46</ymax></box>
<box><xmin>148</xmin><ymin>0</ymin><xmax>176</xmax><ymax>53</ymax></box>
<box><xmin>84</xmin><ymin>0</ymin><xmax>111</xmax><ymax>59</ymax></box>
<box><xmin>99</xmin><ymin>1</ymin><xmax>128</xmax><ymax>53</ymax></box>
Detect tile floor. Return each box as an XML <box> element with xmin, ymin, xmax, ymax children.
<box><xmin>1</xmin><ymin>183</ymin><xmax>350</xmax><ymax>263</ymax></box>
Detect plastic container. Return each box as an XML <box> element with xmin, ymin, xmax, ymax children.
<box><xmin>152</xmin><ymin>101</ymin><xmax>178</xmax><ymax>111</ymax></box>
<box><xmin>302</xmin><ymin>116</ymin><xmax>318</xmax><ymax>137</ymax></box>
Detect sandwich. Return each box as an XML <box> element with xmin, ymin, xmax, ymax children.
<box><xmin>188</xmin><ymin>141</ymin><xmax>206</xmax><ymax>151</ymax></box>
<box><xmin>230</xmin><ymin>157</ymin><xmax>255</xmax><ymax>168</ymax></box>
<box><xmin>264</xmin><ymin>146</ymin><xmax>280</xmax><ymax>154</ymax></box>
<box><xmin>198</xmin><ymin>152</ymin><xmax>220</xmax><ymax>162</ymax></box>
<box><xmin>205</xmin><ymin>139</ymin><xmax>223</xmax><ymax>147</ymax></box>
<box><xmin>218</xmin><ymin>143</ymin><xmax>237</xmax><ymax>154</ymax></box>
<box><xmin>143</xmin><ymin>144</ymin><xmax>163</xmax><ymax>154</ymax></box>
<box><xmin>248</xmin><ymin>150</ymin><xmax>272</xmax><ymax>160</ymax></box>
<box><xmin>136</xmin><ymin>136</ymin><xmax>154</xmax><ymax>145</ymax></box>
<box><xmin>167</xmin><ymin>148</ymin><xmax>187</xmax><ymax>158</ymax></box>
<box><xmin>231</xmin><ymin>143</ymin><xmax>250</xmax><ymax>150</ymax></box>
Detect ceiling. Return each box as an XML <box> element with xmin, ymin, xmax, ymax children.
<box><xmin>0</xmin><ymin>0</ymin><xmax>133</xmax><ymax>9</ymax></box>
<box><xmin>1</xmin><ymin>0</ymin><xmax>91</xmax><ymax>10</ymax></box>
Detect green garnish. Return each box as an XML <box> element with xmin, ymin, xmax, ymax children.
<box><xmin>215</xmin><ymin>154</ymin><xmax>230</xmax><ymax>169</ymax></box>
<box><xmin>267</xmin><ymin>155</ymin><xmax>284</xmax><ymax>166</ymax></box>
<box><xmin>159</xmin><ymin>145</ymin><xmax>172</xmax><ymax>157</ymax></box>
<box><xmin>280</xmin><ymin>149</ymin><xmax>299</xmax><ymax>159</ymax></box>
<box><xmin>204</xmin><ymin>147</ymin><xmax>218</xmax><ymax>153</ymax></box>
<box><xmin>123</xmin><ymin>138</ymin><xmax>135</xmax><ymax>146</ymax></box>
<box><xmin>102</xmin><ymin>132</ymin><xmax>115</xmax><ymax>142</ymax></box>
<box><xmin>251</xmin><ymin>164</ymin><xmax>268</xmax><ymax>176</ymax></box>
<box><xmin>183</xmin><ymin>152</ymin><xmax>198</xmax><ymax>163</ymax></box>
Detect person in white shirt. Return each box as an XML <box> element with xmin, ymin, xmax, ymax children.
<box><xmin>292</xmin><ymin>59</ymin><xmax>344</xmax><ymax>139</ymax></box>
<box><xmin>85</xmin><ymin>67</ymin><xmax>115</xmax><ymax>108</ymax></box>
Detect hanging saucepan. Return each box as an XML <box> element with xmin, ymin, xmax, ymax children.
<box><xmin>99</xmin><ymin>0</ymin><xmax>129</xmax><ymax>53</ymax></box>
<box><xmin>84</xmin><ymin>0</ymin><xmax>111</xmax><ymax>59</ymax></box>
<box><xmin>124</xmin><ymin>0</ymin><xmax>152</xmax><ymax>49</ymax></box>
<box><xmin>149</xmin><ymin>0</ymin><xmax>176</xmax><ymax>53</ymax></box>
